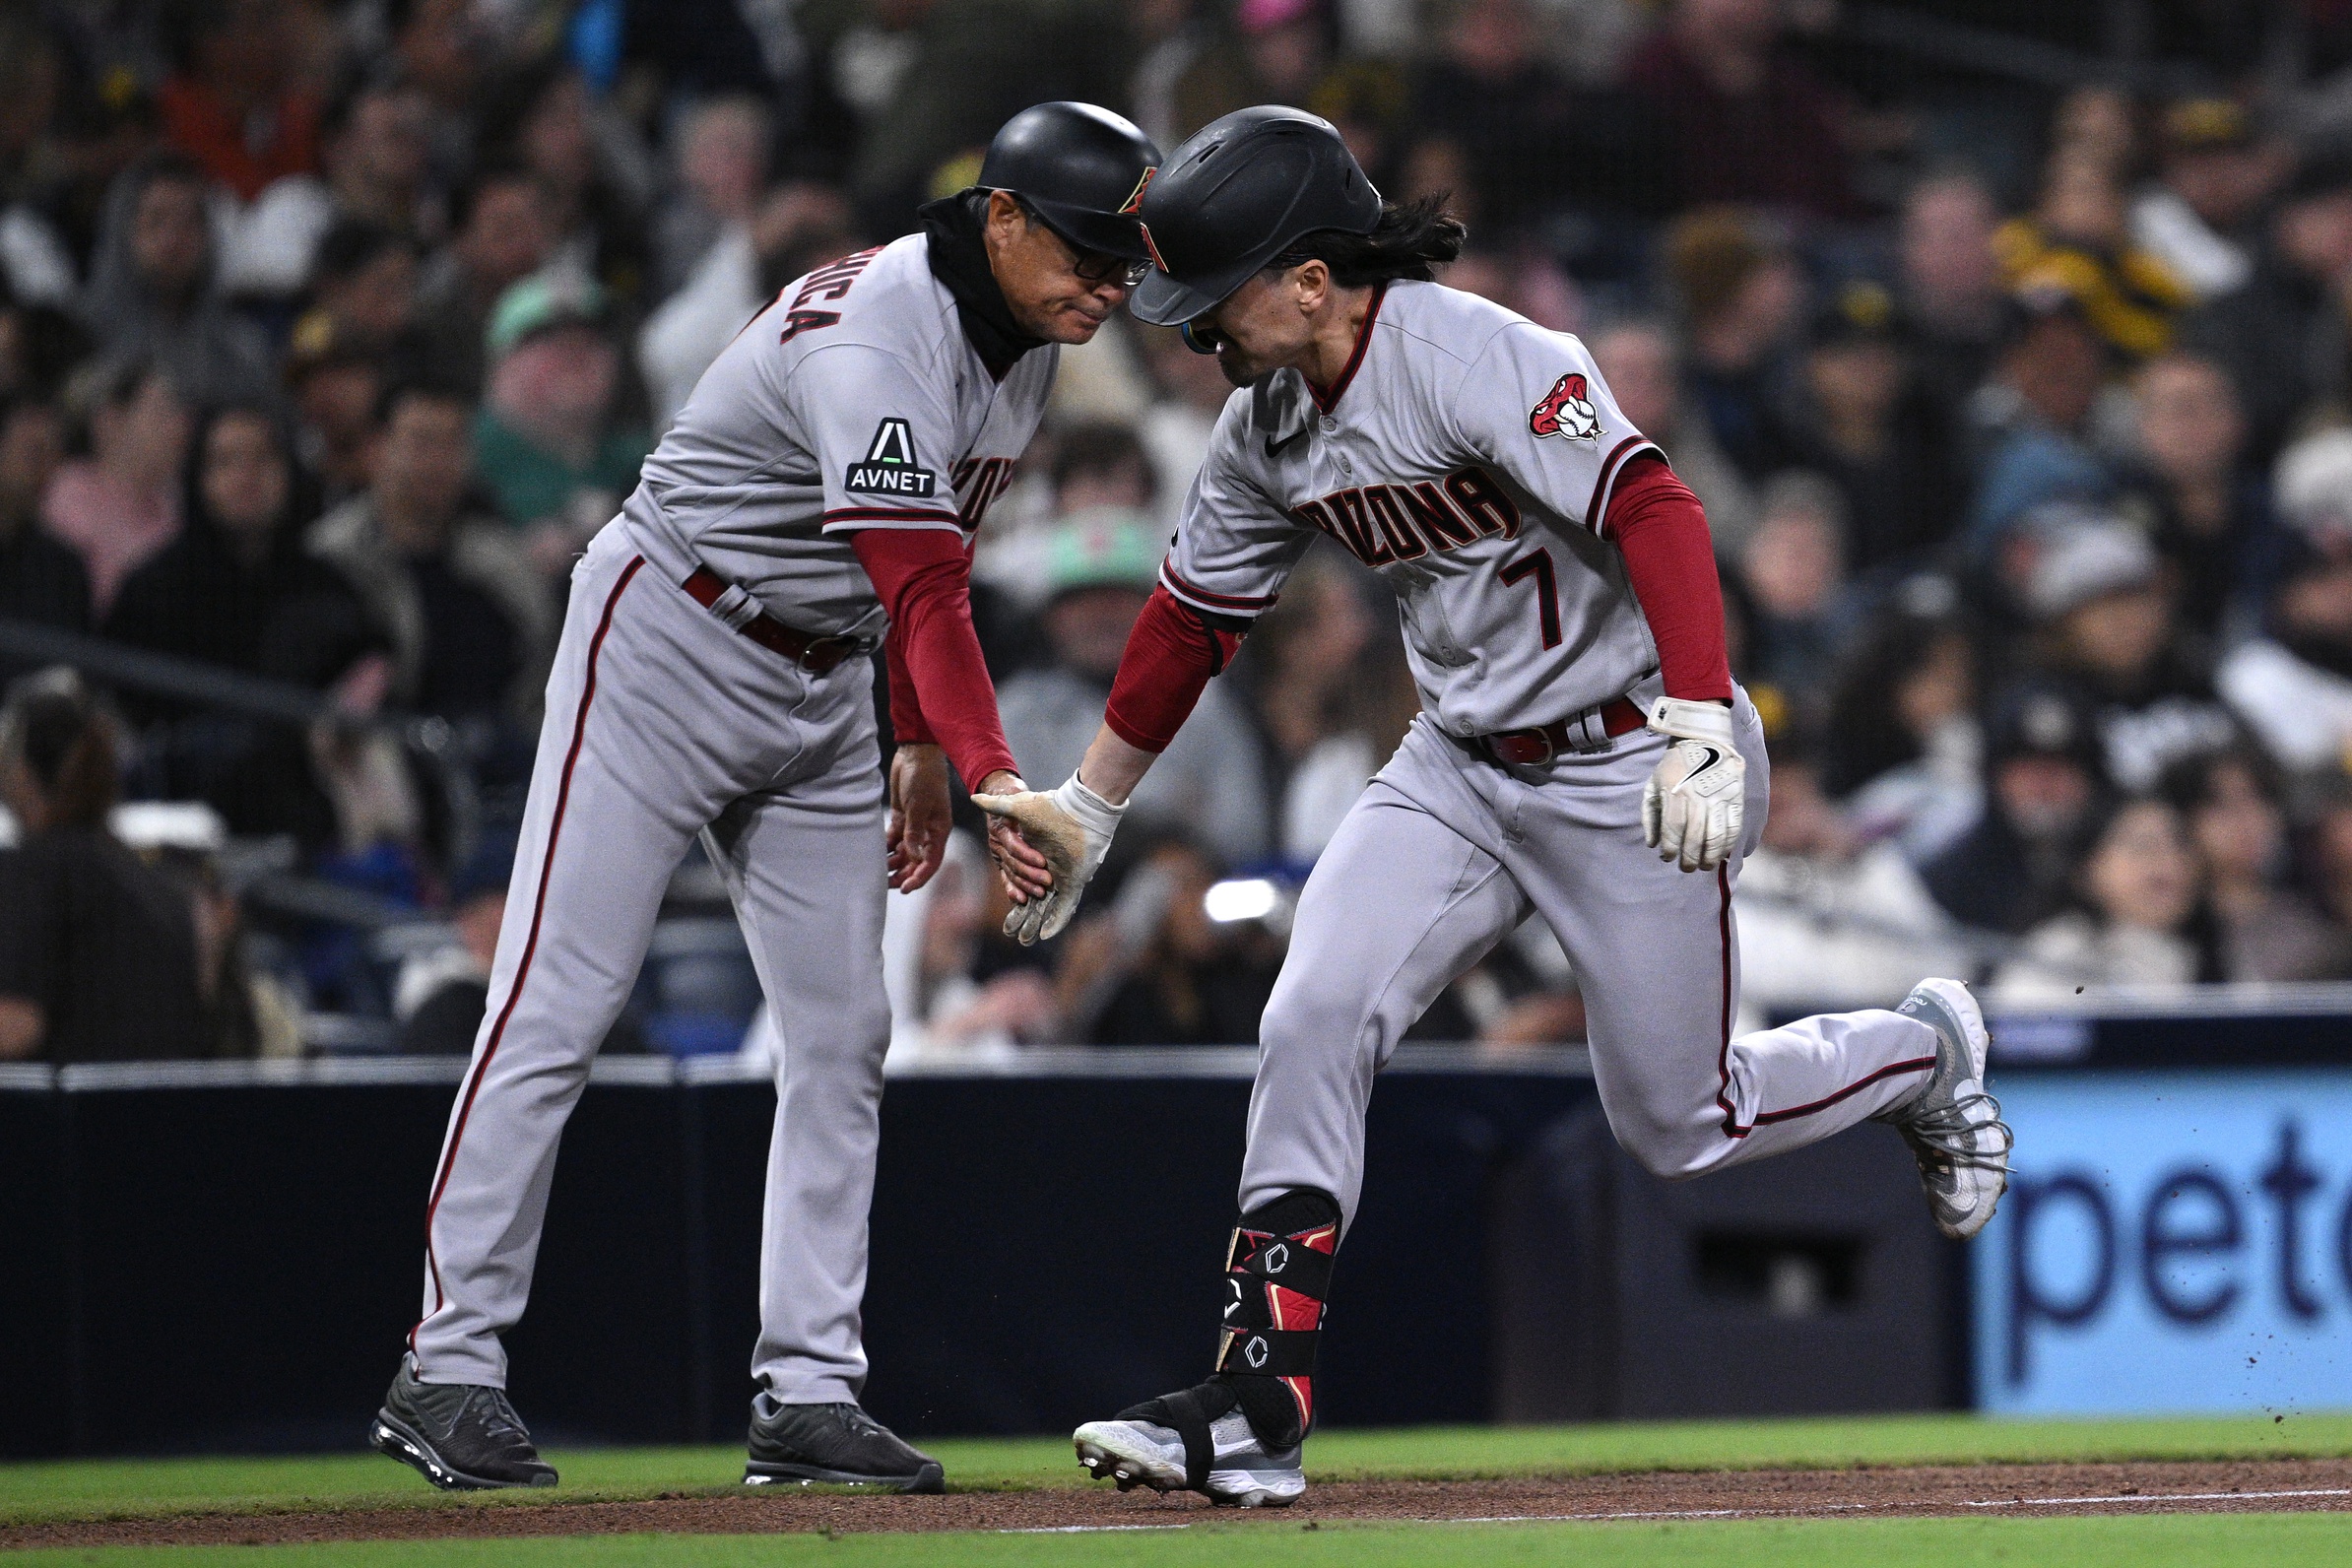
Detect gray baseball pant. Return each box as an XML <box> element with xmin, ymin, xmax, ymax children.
<box><xmin>409</xmin><ymin>520</ymin><xmax>892</xmax><ymax>1405</ymax></box>
<box><xmin>1243</xmin><ymin>693</ymin><xmax>1941</xmax><ymax>1225</ymax></box>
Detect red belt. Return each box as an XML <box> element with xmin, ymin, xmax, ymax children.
<box><xmin>682</xmin><ymin>567</ymin><xmax>868</xmax><ymax>674</ymax></box>
<box><xmin>1470</xmin><ymin>697</ymin><xmax>1646</xmax><ymax>766</ymax></box>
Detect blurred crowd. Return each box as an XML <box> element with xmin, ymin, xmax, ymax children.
<box><xmin>16</xmin><ymin>0</ymin><xmax>2352</xmax><ymax>1065</ymax></box>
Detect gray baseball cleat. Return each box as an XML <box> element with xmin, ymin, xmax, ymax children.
<box><xmin>1074</xmin><ymin>1382</ymin><xmax>1306</xmax><ymax>1508</ymax></box>
<box><xmin>1875</xmin><ymin>977</ymin><xmax>2013</xmax><ymax>1240</ymax></box>
<box><xmin>743</xmin><ymin>1396</ymin><xmax>945</xmax><ymax>1492</ymax></box>
<box><xmin>369</xmin><ymin>1355</ymin><xmax>557</xmax><ymax>1490</ymax></box>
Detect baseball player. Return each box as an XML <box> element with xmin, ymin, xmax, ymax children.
<box><xmin>976</xmin><ymin>108</ymin><xmax>2014</xmax><ymax>1507</ymax></box>
<box><xmin>368</xmin><ymin>102</ymin><xmax>1159</xmax><ymax>1493</ymax></box>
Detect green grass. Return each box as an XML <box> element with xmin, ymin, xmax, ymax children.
<box><xmin>3</xmin><ymin>1411</ymin><xmax>2350</xmax><ymax>1528</ymax></box>
<box><xmin>7</xmin><ymin>1515</ymin><xmax>2352</xmax><ymax>1568</ymax></box>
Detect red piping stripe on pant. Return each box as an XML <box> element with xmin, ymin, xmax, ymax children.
<box><xmin>410</xmin><ymin>555</ymin><xmax>645</xmax><ymax>1357</ymax></box>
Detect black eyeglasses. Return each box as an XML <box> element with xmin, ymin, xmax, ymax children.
<box><xmin>1017</xmin><ymin>198</ymin><xmax>1149</xmax><ymax>289</ymax></box>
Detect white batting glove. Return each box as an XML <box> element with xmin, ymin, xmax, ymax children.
<box><xmin>971</xmin><ymin>773</ymin><xmax>1126</xmax><ymax>945</ymax></box>
<box><xmin>1642</xmin><ymin>696</ymin><xmax>1745</xmax><ymax>874</ymax></box>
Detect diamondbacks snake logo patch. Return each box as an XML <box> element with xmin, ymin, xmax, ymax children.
<box><xmin>1529</xmin><ymin>372</ymin><xmax>1601</xmax><ymax>442</ymax></box>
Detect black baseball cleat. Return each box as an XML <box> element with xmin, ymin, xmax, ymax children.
<box><xmin>369</xmin><ymin>1356</ymin><xmax>557</xmax><ymax>1490</ymax></box>
<box><xmin>743</xmin><ymin>1396</ymin><xmax>945</xmax><ymax>1491</ymax></box>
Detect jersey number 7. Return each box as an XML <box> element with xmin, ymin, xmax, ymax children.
<box><xmin>1499</xmin><ymin>549</ymin><xmax>1561</xmax><ymax>650</ymax></box>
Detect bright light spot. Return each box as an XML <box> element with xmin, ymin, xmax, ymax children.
<box><xmin>1204</xmin><ymin>878</ymin><xmax>1279</xmax><ymax>924</ymax></box>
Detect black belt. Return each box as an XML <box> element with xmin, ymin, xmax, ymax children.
<box><xmin>681</xmin><ymin>567</ymin><xmax>868</xmax><ymax>673</ymax></box>
<box><xmin>1456</xmin><ymin>697</ymin><xmax>1647</xmax><ymax>767</ymax></box>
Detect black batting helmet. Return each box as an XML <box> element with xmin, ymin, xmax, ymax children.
<box><xmin>980</xmin><ymin>102</ymin><xmax>1162</xmax><ymax>264</ymax></box>
<box><xmin>1132</xmin><ymin>106</ymin><xmax>1382</xmax><ymax>327</ymax></box>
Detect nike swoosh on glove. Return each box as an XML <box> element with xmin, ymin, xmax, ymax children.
<box><xmin>972</xmin><ymin>773</ymin><xmax>1127</xmax><ymax>945</ymax></box>
<box><xmin>1642</xmin><ymin>695</ymin><xmax>1745</xmax><ymax>874</ymax></box>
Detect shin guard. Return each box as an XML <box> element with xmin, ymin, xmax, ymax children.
<box><xmin>1213</xmin><ymin>1190</ymin><xmax>1339</xmax><ymax>1448</ymax></box>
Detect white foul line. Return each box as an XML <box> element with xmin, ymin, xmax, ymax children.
<box><xmin>1961</xmin><ymin>1488</ymin><xmax>2352</xmax><ymax>1509</ymax></box>
<box><xmin>995</xmin><ymin>1484</ymin><xmax>2352</xmax><ymax>1533</ymax></box>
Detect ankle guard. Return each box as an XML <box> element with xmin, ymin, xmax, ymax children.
<box><xmin>1213</xmin><ymin>1190</ymin><xmax>1339</xmax><ymax>1444</ymax></box>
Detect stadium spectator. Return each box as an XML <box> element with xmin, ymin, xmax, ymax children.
<box><xmin>1789</xmin><ymin>279</ymin><xmax>1960</xmax><ymax>572</ymax></box>
<box><xmin>471</xmin><ymin>274</ymin><xmax>650</xmax><ymax>571</ymax></box>
<box><xmin>1736</xmin><ymin>472</ymin><xmax>1851</xmax><ymax>718</ymax></box>
<box><xmin>2129</xmin><ymin>98</ymin><xmax>2284</xmax><ymax>304</ymax></box>
<box><xmin>1731</xmin><ymin>735</ymin><xmax>1972</xmax><ymax>1012</ymax></box>
<box><xmin>1662</xmin><ymin>207</ymin><xmax>1804</xmax><ymax>482</ymax></box>
<box><xmin>40</xmin><ymin>357</ymin><xmax>190</xmax><ymax>617</ymax></box>
<box><xmin>998</xmin><ymin>507</ymin><xmax>1270</xmax><ymax>868</ymax></box>
<box><xmin>1586</xmin><ymin>317</ymin><xmax>1756</xmax><ymax>554</ymax></box>
<box><xmin>479</xmin><ymin>61</ymin><xmax>652</xmax><ymax>308</ymax></box>
<box><xmin>298</xmin><ymin>221</ymin><xmax>425</xmax><ymax>371</ymax></box>
<box><xmin>2017</xmin><ymin>514</ymin><xmax>2237</xmax><ymax>792</ymax></box>
<box><xmin>1922</xmin><ymin>681</ymin><xmax>2108</xmax><ymax>937</ymax></box>
<box><xmin>2215</xmin><ymin>428</ymin><xmax>2352</xmax><ymax>773</ymax></box>
<box><xmin>1991</xmin><ymin>796</ymin><xmax>2213</xmax><ymax>997</ymax></box>
<box><xmin>1823</xmin><ymin>585</ymin><xmax>1983</xmax><ymax>862</ymax></box>
<box><xmin>1405</xmin><ymin>0</ymin><xmax>1660</xmax><ymax>231</ymax></box>
<box><xmin>2123</xmin><ymin>352</ymin><xmax>2270</xmax><ymax>637</ymax></box>
<box><xmin>638</xmin><ymin>102</ymin><xmax>783</xmax><ymax>429</ymax></box>
<box><xmin>653</xmin><ymin>96</ymin><xmax>771</xmax><ymax>302</ymax></box>
<box><xmin>1618</xmin><ymin>0</ymin><xmax>1856</xmax><ymax>219</ymax></box>
<box><xmin>1134</xmin><ymin>321</ymin><xmax>1236</xmax><ymax>529</ymax></box>
<box><xmin>0</xmin><ymin>669</ymin><xmax>208</xmax><ymax>1063</ymax></box>
<box><xmin>1239</xmin><ymin>552</ymin><xmax>1417</xmax><ymax>863</ymax></box>
<box><xmin>1965</xmin><ymin>284</ymin><xmax>2119</xmax><ymax>553</ymax></box>
<box><xmin>2159</xmin><ymin>750</ymin><xmax>2350</xmax><ymax>982</ymax></box>
<box><xmin>1896</xmin><ymin>169</ymin><xmax>2005</xmax><ymax>434</ymax></box>
<box><xmin>415</xmin><ymin>163</ymin><xmax>559</xmax><ymax>397</ymax></box>
<box><xmin>77</xmin><ymin>152</ymin><xmax>276</xmax><ymax>408</ymax></box>
<box><xmin>1993</xmin><ymin>149</ymin><xmax>2192</xmax><ymax>363</ymax></box>
<box><xmin>2180</xmin><ymin>146</ymin><xmax>2352</xmax><ymax>464</ymax></box>
<box><xmin>156</xmin><ymin>0</ymin><xmax>321</xmax><ymax>203</ymax></box>
<box><xmin>307</xmin><ymin>380</ymin><xmax>553</xmax><ymax>724</ymax></box>
<box><xmin>284</xmin><ymin>328</ymin><xmax>383</xmax><ymax>507</ymax></box>
<box><xmin>0</xmin><ymin>396</ymin><xmax>86</xmax><ymax>679</ymax></box>
<box><xmin>319</xmin><ymin>77</ymin><xmax>440</xmax><ymax>244</ymax></box>
<box><xmin>105</xmin><ymin>403</ymin><xmax>361</xmax><ymax>689</ymax></box>
<box><xmin>1056</xmin><ymin>834</ymin><xmax>1283</xmax><ymax>1047</ymax></box>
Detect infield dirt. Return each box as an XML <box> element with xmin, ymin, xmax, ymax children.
<box><xmin>5</xmin><ymin>1458</ymin><xmax>2349</xmax><ymax>1549</ymax></box>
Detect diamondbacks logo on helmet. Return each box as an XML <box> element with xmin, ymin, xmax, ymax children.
<box><xmin>1119</xmin><ymin>166</ymin><xmax>1157</xmax><ymax>215</ymax></box>
<box><xmin>1529</xmin><ymin>372</ymin><xmax>1601</xmax><ymax>442</ymax></box>
<box><xmin>1140</xmin><ymin>222</ymin><xmax>1168</xmax><ymax>273</ymax></box>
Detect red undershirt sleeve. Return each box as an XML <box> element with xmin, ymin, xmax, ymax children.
<box><xmin>1104</xmin><ymin>585</ymin><xmax>1248</xmax><ymax>753</ymax></box>
<box><xmin>882</xmin><ymin>622</ymin><xmax>935</xmax><ymax>746</ymax></box>
<box><xmin>850</xmin><ymin>529</ymin><xmax>1018</xmax><ymax>786</ymax></box>
<box><xmin>1602</xmin><ymin>454</ymin><xmax>1733</xmax><ymax>704</ymax></box>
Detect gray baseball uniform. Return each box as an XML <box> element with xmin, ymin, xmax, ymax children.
<box><xmin>1159</xmin><ymin>279</ymin><xmax>1940</xmax><ymax>1223</ymax></box>
<box><xmin>410</xmin><ymin>233</ymin><xmax>1049</xmax><ymax>1402</ymax></box>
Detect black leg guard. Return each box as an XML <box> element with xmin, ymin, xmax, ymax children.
<box><xmin>1213</xmin><ymin>1190</ymin><xmax>1339</xmax><ymax>1450</ymax></box>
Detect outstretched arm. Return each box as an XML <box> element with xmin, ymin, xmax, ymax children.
<box><xmin>976</xmin><ymin>585</ymin><xmax>1252</xmax><ymax>943</ymax></box>
<box><xmin>851</xmin><ymin>528</ymin><xmax>1050</xmax><ymax>900</ymax></box>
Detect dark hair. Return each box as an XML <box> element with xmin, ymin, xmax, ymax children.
<box><xmin>372</xmin><ymin>374</ymin><xmax>472</xmax><ymax>429</ymax></box>
<box><xmin>311</xmin><ymin>219</ymin><xmax>417</xmax><ymax>290</ymax></box>
<box><xmin>1049</xmin><ymin>421</ymin><xmax>1157</xmax><ymax>500</ymax></box>
<box><xmin>183</xmin><ymin>400</ymin><xmax>308</xmax><ymax>536</ymax></box>
<box><xmin>1</xmin><ymin>669</ymin><xmax>118</xmax><ymax>831</ymax></box>
<box><xmin>1266</xmin><ymin>195</ymin><xmax>1467</xmax><ymax>289</ymax></box>
<box><xmin>2157</xmin><ymin>742</ymin><xmax>2281</xmax><ymax>817</ymax></box>
<box><xmin>451</xmin><ymin>160</ymin><xmax>548</xmax><ymax>235</ymax></box>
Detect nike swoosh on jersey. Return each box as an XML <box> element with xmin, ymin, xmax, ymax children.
<box><xmin>1264</xmin><ymin>426</ymin><xmax>1308</xmax><ymax>460</ymax></box>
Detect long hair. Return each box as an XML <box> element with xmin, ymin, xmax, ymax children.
<box><xmin>1268</xmin><ymin>195</ymin><xmax>1468</xmax><ymax>288</ymax></box>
